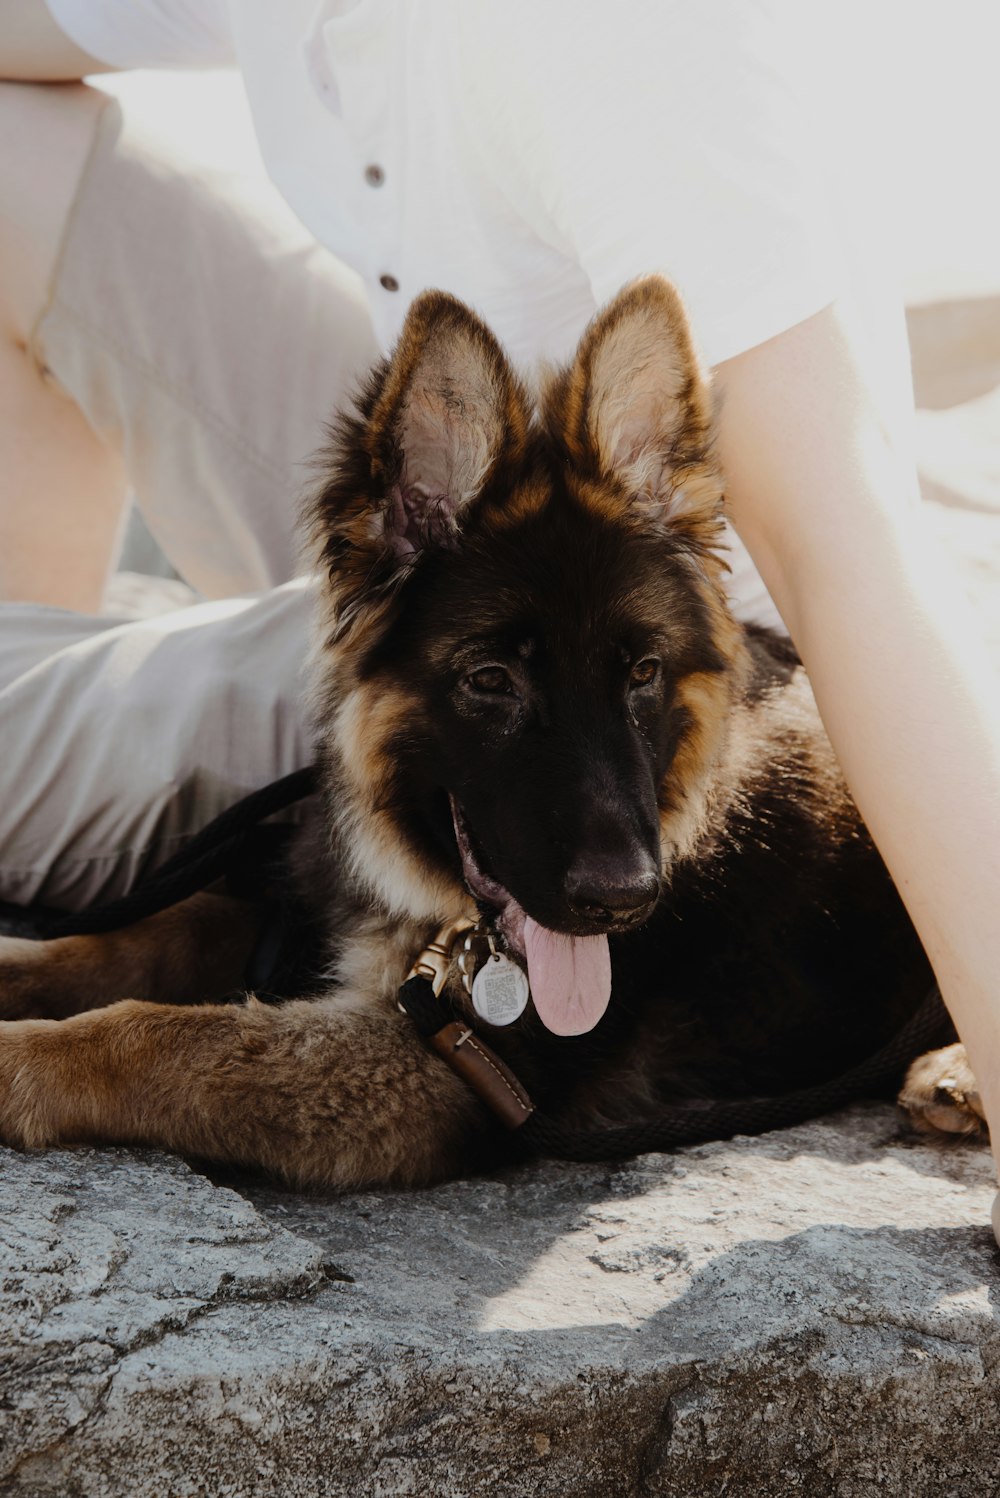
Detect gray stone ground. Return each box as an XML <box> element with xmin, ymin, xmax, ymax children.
<box><xmin>3</xmin><ymin>295</ymin><xmax>1000</xmax><ymax>1496</ymax></box>
<box><xmin>2</xmin><ymin>1109</ymin><xmax>999</xmax><ymax>1498</ymax></box>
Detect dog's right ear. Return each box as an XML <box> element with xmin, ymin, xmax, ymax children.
<box><xmin>365</xmin><ymin>292</ymin><xmax>529</xmax><ymax>557</ymax></box>
<box><xmin>310</xmin><ymin>292</ymin><xmax>529</xmax><ymax>627</ymax></box>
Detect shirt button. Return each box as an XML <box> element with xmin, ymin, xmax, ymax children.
<box><xmin>364</xmin><ymin>163</ymin><xmax>385</xmax><ymax>187</ymax></box>
<box><xmin>379</xmin><ymin>274</ymin><xmax>399</xmax><ymax>292</ymax></box>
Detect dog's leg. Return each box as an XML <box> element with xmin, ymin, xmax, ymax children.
<box><xmin>0</xmin><ymin>891</ymin><xmax>260</xmax><ymax>1020</ymax></box>
<box><xmin>0</xmin><ymin>993</ymin><xmax>479</xmax><ymax>1188</ymax></box>
<box><xmin>898</xmin><ymin>1042</ymin><xmax>988</xmax><ymax>1139</ymax></box>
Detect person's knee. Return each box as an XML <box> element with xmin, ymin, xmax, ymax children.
<box><xmin>0</xmin><ymin>80</ymin><xmax>107</xmax><ymax>343</ymax></box>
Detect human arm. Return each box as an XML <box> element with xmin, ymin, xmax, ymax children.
<box><xmin>714</xmin><ymin>298</ymin><xmax>1000</xmax><ymax>1173</ymax></box>
<box><xmin>0</xmin><ymin>0</ymin><xmax>112</xmax><ymax>79</ymax></box>
<box><xmin>1</xmin><ymin>0</ymin><xmax>233</xmax><ymax>79</ymax></box>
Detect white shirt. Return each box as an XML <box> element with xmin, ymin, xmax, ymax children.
<box><xmin>45</xmin><ymin>0</ymin><xmax>848</xmax><ymax>364</ymax></box>
<box><xmin>46</xmin><ymin>0</ymin><xmax>887</xmax><ymax>627</ymax></box>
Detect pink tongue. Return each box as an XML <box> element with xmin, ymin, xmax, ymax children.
<box><xmin>523</xmin><ymin>917</ymin><xmax>612</xmax><ymax>1036</ymax></box>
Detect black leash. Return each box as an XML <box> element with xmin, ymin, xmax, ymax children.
<box><xmin>38</xmin><ymin>767</ymin><xmax>319</xmax><ymax>939</ymax></box>
<box><xmin>396</xmin><ymin>966</ymin><xmax>952</xmax><ymax>1161</ymax></box>
<box><xmin>514</xmin><ymin>985</ymin><xmax>951</xmax><ymax>1159</ymax></box>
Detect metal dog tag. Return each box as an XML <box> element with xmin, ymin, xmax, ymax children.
<box><xmin>471</xmin><ymin>953</ymin><xmax>530</xmax><ymax>1027</ymax></box>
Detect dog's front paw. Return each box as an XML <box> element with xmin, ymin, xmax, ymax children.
<box><xmin>898</xmin><ymin>1042</ymin><xmax>988</xmax><ymax>1139</ymax></box>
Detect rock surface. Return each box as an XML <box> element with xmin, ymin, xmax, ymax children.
<box><xmin>2</xmin><ymin>1108</ymin><xmax>999</xmax><ymax>1498</ymax></box>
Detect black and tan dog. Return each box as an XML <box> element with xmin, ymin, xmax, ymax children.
<box><xmin>0</xmin><ymin>278</ymin><xmax>984</xmax><ymax>1186</ymax></box>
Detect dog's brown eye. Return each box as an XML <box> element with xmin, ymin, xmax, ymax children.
<box><xmin>468</xmin><ymin>666</ymin><xmax>513</xmax><ymax>695</ymax></box>
<box><xmin>629</xmin><ymin>658</ymin><xmax>659</xmax><ymax>689</ymax></box>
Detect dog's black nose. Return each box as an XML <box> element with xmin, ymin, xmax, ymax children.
<box><xmin>565</xmin><ymin>855</ymin><xmax>660</xmax><ymax>927</ymax></box>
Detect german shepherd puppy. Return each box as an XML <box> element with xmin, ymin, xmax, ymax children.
<box><xmin>0</xmin><ymin>278</ymin><xmax>982</xmax><ymax>1186</ymax></box>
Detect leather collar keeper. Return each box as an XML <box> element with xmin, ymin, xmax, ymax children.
<box><xmin>399</xmin><ymin>917</ymin><xmax>535</xmax><ymax>1130</ymax></box>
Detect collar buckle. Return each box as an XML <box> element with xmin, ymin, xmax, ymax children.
<box><xmin>405</xmin><ymin>916</ymin><xmax>475</xmax><ymax>997</ymax></box>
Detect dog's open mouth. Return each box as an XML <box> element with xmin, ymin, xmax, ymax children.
<box><xmin>449</xmin><ymin>796</ymin><xmax>613</xmax><ymax>1037</ymax></box>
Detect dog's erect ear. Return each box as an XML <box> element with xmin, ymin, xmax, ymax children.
<box><xmin>365</xmin><ymin>291</ymin><xmax>529</xmax><ymax>557</ymax></box>
<box><xmin>557</xmin><ymin>276</ymin><xmax>720</xmax><ymax>530</ymax></box>
<box><xmin>309</xmin><ymin>291</ymin><xmax>531</xmax><ymax>641</ymax></box>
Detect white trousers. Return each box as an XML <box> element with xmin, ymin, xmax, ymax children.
<box><xmin>1</xmin><ymin>98</ymin><xmax>377</xmax><ymax>909</ymax></box>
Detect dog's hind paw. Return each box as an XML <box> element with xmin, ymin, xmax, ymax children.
<box><xmin>898</xmin><ymin>1042</ymin><xmax>988</xmax><ymax>1139</ymax></box>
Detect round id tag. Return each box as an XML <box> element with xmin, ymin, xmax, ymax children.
<box><xmin>471</xmin><ymin>952</ymin><xmax>530</xmax><ymax>1027</ymax></box>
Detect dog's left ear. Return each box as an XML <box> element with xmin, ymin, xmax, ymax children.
<box><xmin>365</xmin><ymin>291</ymin><xmax>530</xmax><ymax>558</ymax></box>
<box><xmin>558</xmin><ymin>276</ymin><xmax>721</xmax><ymax>531</ymax></box>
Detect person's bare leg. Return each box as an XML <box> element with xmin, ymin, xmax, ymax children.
<box><xmin>0</xmin><ymin>81</ymin><xmax>128</xmax><ymax>611</ymax></box>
